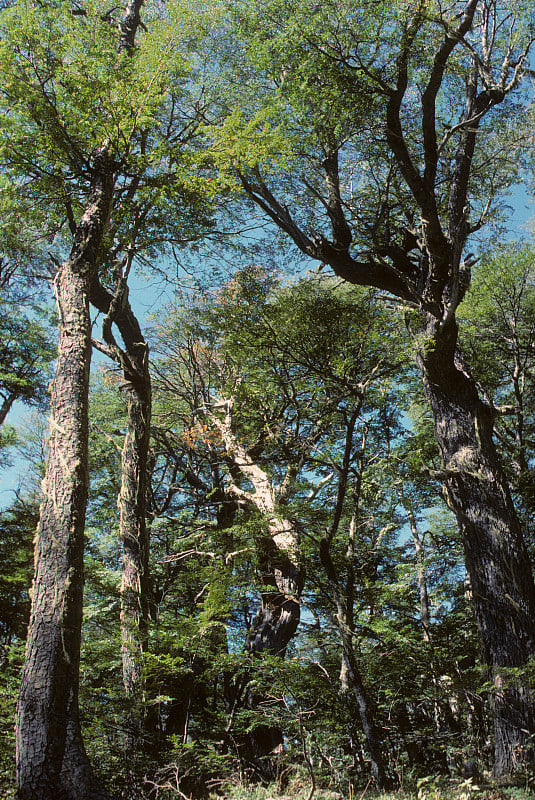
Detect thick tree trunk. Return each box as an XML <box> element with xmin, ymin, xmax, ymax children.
<box><xmin>245</xmin><ymin>536</ymin><xmax>302</xmax><ymax>659</ymax></box>
<box><xmin>206</xmin><ymin>400</ymin><xmax>304</xmax><ymax>777</ymax></box>
<box><xmin>418</xmin><ymin>316</ymin><xmax>535</xmax><ymax>775</ymax></box>
<box><xmin>16</xmin><ymin>155</ymin><xmax>114</xmax><ymax>800</ymax></box>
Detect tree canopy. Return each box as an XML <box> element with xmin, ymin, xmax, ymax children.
<box><xmin>1</xmin><ymin>2</ymin><xmax>535</xmax><ymax>800</ymax></box>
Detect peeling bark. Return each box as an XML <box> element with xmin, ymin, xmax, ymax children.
<box><xmin>16</xmin><ymin>2</ymin><xmax>147</xmax><ymax>793</ymax></box>
<box><xmin>206</xmin><ymin>401</ymin><xmax>303</xmax><ymax>777</ymax></box>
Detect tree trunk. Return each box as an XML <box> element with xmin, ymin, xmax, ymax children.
<box><xmin>418</xmin><ymin>316</ymin><xmax>535</xmax><ymax>775</ymax></box>
<box><xmin>92</xmin><ymin>278</ymin><xmax>152</xmax><ymax>701</ymax></box>
<box><xmin>0</xmin><ymin>392</ymin><xmax>15</xmax><ymax>427</ymax></box>
<box><xmin>340</xmin><ymin>648</ymin><xmax>390</xmax><ymax>791</ymax></box>
<box><xmin>240</xmin><ymin>536</ymin><xmax>303</xmax><ymax>774</ymax></box>
<box><xmin>245</xmin><ymin>536</ymin><xmax>302</xmax><ymax>658</ymax></box>
<box><xmin>319</xmin><ymin>537</ymin><xmax>391</xmax><ymax>790</ymax></box>
<box><xmin>205</xmin><ymin>400</ymin><xmax>304</xmax><ymax>777</ymax></box>
<box><xmin>119</xmin><ymin>375</ymin><xmax>151</xmax><ymax>697</ymax></box>
<box><xmin>90</xmin><ymin>275</ymin><xmax>152</xmax><ymax>795</ymax></box>
<box><xmin>16</xmin><ymin>153</ymin><xmax>114</xmax><ymax>800</ymax></box>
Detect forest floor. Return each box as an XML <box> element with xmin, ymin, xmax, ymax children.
<box><xmin>212</xmin><ymin>775</ymin><xmax>535</xmax><ymax>800</ymax></box>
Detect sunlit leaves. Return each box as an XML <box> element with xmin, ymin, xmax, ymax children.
<box><xmin>0</xmin><ymin>0</ymin><xmax>220</xmax><ymax>254</ymax></box>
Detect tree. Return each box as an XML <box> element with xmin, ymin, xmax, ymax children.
<box><xmin>208</xmin><ymin>0</ymin><xmax>535</xmax><ymax>773</ymax></box>
<box><xmin>152</xmin><ymin>270</ymin><xmax>411</xmax><ymax>787</ymax></box>
<box><xmin>459</xmin><ymin>243</ymin><xmax>535</xmax><ymax>538</ymax></box>
<box><xmin>0</xmin><ymin>288</ymin><xmax>54</xmax><ymax>429</ymax></box>
<box><xmin>1</xmin><ymin>1</ymin><xmax>148</xmax><ymax>795</ymax></box>
<box><xmin>2</xmin><ymin>0</ymin><xmax>223</xmax><ymax>792</ymax></box>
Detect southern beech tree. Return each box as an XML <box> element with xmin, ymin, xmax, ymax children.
<box><xmin>8</xmin><ymin>0</ymin><xmax>143</xmax><ymax>789</ymax></box>
<box><xmin>0</xmin><ymin>0</ymin><xmax>210</xmax><ymax>796</ymax></box>
<box><xmin>152</xmin><ymin>270</ymin><xmax>410</xmax><ymax>787</ymax></box>
<box><xmin>209</xmin><ymin>0</ymin><xmax>535</xmax><ymax>774</ymax></box>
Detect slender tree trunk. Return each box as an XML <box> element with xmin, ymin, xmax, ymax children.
<box><xmin>319</xmin><ymin>537</ymin><xmax>391</xmax><ymax>790</ymax></box>
<box><xmin>16</xmin><ymin>153</ymin><xmax>115</xmax><ymax>800</ymax></box>
<box><xmin>118</xmin><ymin>364</ymin><xmax>151</xmax><ymax>799</ymax></box>
<box><xmin>418</xmin><ymin>316</ymin><xmax>535</xmax><ymax>775</ymax></box>
<box><xmin>90</xmin><ymin>276</ymin><xmax>152</xmax><ymax>795</ymax></box>
<box><xmin>119</xmin><ymin>376</ymin><xmax>151</xmax><ymax>698</ymax></box>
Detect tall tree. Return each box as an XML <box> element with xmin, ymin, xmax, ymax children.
<box><xmin>0</xmin><ymin>1</ymin><xmax>148</xmax><ymax>796</ymax></box>
<box><xmin>3</xmin><ymin>0</ymin><xmax>220</xmax><ymax>792</ymax></box>
<box><xmin>209</xmin><ymin>0</ymin><xmax>535</xmax><ymax>773</ymax></box>
<box><xmin>153</xmin><ymin>271</ymin><xmax>405</xmax><ymax>787</ymax></box>
<box><xmin>90</xmin><ymin>274</ymin><xmax>152</xmax><ymax>795</ymax></box>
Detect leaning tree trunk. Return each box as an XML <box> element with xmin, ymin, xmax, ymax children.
<box><xmin>319</xmin><ymin>536</ymin><xmax>391</xmax><ymax>791</ymax></box>
<box><xmin>206</xmin><ymin>401</ymin><xmax>304</xmax><ymax>779</ymax></box>
<box><xmin>419</xmin><ymin>316</ymin><xmax>535</xmax><ymax>775</ymax></box>
<box><xmin>16</xmin><ymin>154</ymin><xmax>115</xmax><ymax>800</ymax></box>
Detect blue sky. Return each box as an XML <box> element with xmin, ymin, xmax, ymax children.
<box><xmin>1</xmin><ymin>187</ymin><xmax>535</xmax><ymax>509</ymax></box>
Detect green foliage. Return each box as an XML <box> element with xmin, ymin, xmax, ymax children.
<box><xmin>0</xmin><ymin>496</ymin><xmax>36</xmax><ymax>646</ymax></box>
<box><xmin>0</xmin><ymin>642</ymin><xmax>23</xmax><ymax>800</ymax></box>
<box><xmin>458</xmin><ymin>243</ymin><xmax>535</xmax><ymax>543</ymax></box>
<box><xmin>5</xmin><ymin>0</ymin><xmax>535</xmax><ymax>794</ymax></box>
<box><xmin>0</xmin><ymin>0</ymin><xmax>222</xmax><ymax>268</ymax></box>
<box><xmin>0</xmin><ymin>492</ymin><xmax>38</xmax><ymax>800</ymax></box>
<box><xmin>0</xmin><ymin>292</ymin><xmax>55</xmax><ymax>413</ymax></box>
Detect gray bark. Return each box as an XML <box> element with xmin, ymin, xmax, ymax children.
<box><xmin>90</xmin><ymin>272</ymin><xmax>152</xmax><ymax>798</ymax></box>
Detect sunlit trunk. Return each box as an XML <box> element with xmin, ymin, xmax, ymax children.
<box><xmin>16</xmin><ymin>156</ymin><xmax>114</xmax><ymax>800</ymax></box>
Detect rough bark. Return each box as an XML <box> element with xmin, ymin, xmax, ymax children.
<box><xmin>119</xmin><ymin>374</ymin><xmax>151</xmax><ymax>700</ymax></box>
<box><xmin>235</xmin><ymin>1</ymin><xmax>535</xmax><ymax>773</ymax></box>
<box><xmin>419</xmin><ymin>315</ymin><xmax>535</xmax><ymax>774</ymax></box>
<box><xmin>240</xmin><ymin>534</ymin><xmax>302</xmax><ymax>773</ymax></box>
<box><xmin>16</xmin><ymin>152</ymin><xmax>115</xmax><ymax>800</ymax></box>
<box><xmin>90</xmin><ymin>275</ymin><xmax>152</xmax><ymax>798</ymax></box>
<box><xmin>90</xmin><ymin>276</ymin><xmax>152</xmax><ymax>701</ymax></box>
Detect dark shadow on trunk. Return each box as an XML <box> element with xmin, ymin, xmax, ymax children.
<box><xmin>418</xmin><ymin>316</ymin><xmax>535</xmax><ymax>774</ymax></box>
<box><xmin>226</xmin><ymin>536</ymin><xmax>303</xmax><ymax>782</ymax></box>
